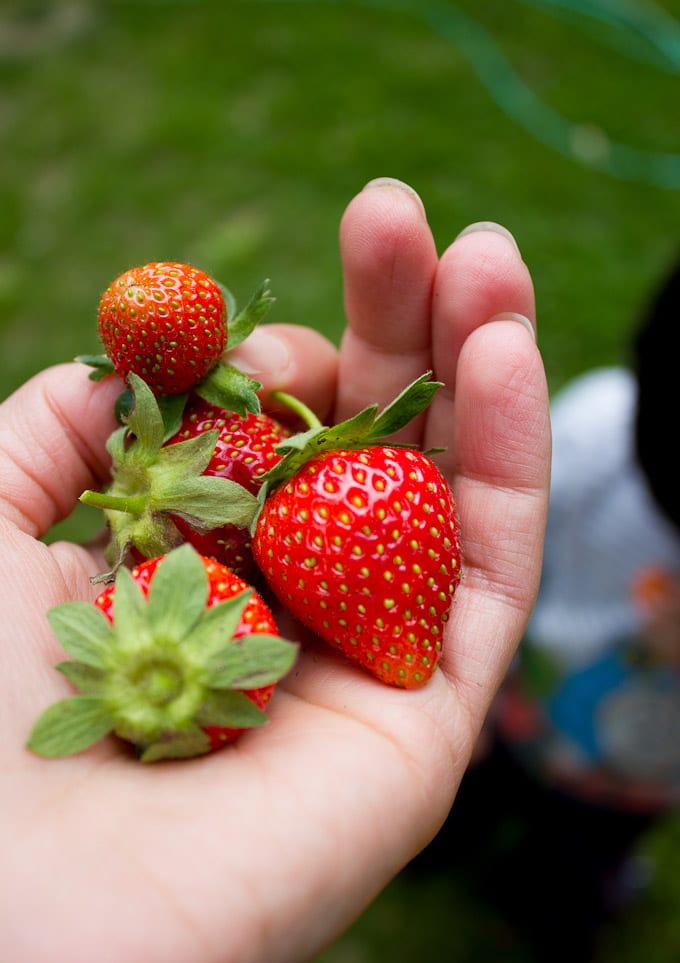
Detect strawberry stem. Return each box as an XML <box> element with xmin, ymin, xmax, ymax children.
<box><xmin>270</xmin><ymin>390</ymin><xmax>322</xmax><ymax>430</ymax></box>
<box><xmin>80</xmin><ymin>490</ymin><xmax>147</xmax><ymax>517</ymax></box>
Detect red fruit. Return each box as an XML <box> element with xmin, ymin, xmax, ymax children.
<box><xmin>27</xmin><ymin>545</ymin><xmax>298</xmax><ymax>762</ymax></box>
<box><xmin>253</xmin><ymin>446</ymin><xmax>460</xmax><ymax>688</ymax></box>
<box><xmin>98</xmin><ymin>262</ymin><xmax>227</xmax><ymax>395</ymax></box>
<box><xmin>80</xmin><ymin>375</ymin><xmax>280</xmax><ymax>580</ymax></box>
<box><xmin>250</xmin><ymin>374</ymin><xmax>462</xmax><ymax>689</ymax></box>
<box><xmin>167</xmin><ymin>399</ymin><xmax>290</xmax><ymax>577</ymax></box>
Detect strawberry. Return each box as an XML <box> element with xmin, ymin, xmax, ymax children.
<box><xmin>251</xmin><ymin>375</ymin><xmax>462</xmax><ymax>689</ymax></box>
<box><xmin>97</xmin><ymin>262</ymin><xmax>228</xmax><ymax>395</ymax></box>
<box><xmin>27</xmin><ymin>545</ymin><xmax>298</xmax><ymax>761</ymax></box>
<box><xmin>162</xmin><ymin>399</ymin><xmax>291</xmax><ymax>578</ymax></box>
<box><xmin>79</xmin><ymin>268</ymin><xmax>275</xmax><ymax>416</ymax></box>
<box><xmin>79</xmin><ymin>375</ymin><xmax>288</xmax><ymax>580</ymax></box>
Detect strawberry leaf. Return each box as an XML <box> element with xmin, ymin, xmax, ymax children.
<box><xmin>46</xmin><ymin>602</ymin><xmax>114</xmax><ymax>668</ymax></box>
<box><xmin>139</xmin><ymin>727</ymin><xmax>212</xmax><ymax>763</ymax></box>
<box><xmin>28</xmin><ymin>546</ymin><xmax>295</xmax><ymax>762</ymax></box>
<box><xmin>106</xmin><ymin>513</ymin><xmax>182</xmax><ymax>569</ymax></box>
<box><xmin>76</xmin><ymin>353</ymin><xmax>115</xmax><ymax>381</ymax></box>
<box><xmin>257</xmin><ymin>372</ymin><xmax>443</xmax><ymax>499</ymax></box>
<box><xmin>157</xmin><ymin>392</ymin><xmax>190</xmax><ymax>441</ymax></box>
<box><xmin>113</xmin><ymin>387</ymin><xmax>188</xmax><ymax>439</ymax></box>
<box><xmin>111</xmin><ymin>566</ymin><xmax>153</xmax><ymax>648</ymax></box>
<box><xmin>218</xmin><ymin>283</ymin><xmax>238</xmax><ymax>324</ymax></box>
<box><xmin>114</xmin><ymin>388</ymin><xmax>135</xmax><ymax>424</ymax></box>
<box><xmin>182</xmin><ymin>590</ymin><xmax>253</xmax><ymax>662</ymax></box>
<box><xmin>125</xmin><ymin>374</ymin><xmax>166</xmax><ymax>461</ymax></box>
<box><xmin>196</xmin><ymin>690</ymin><xmax>269</xmax><ymax>728</ymax></box>
<box><xmin>104</xmin><ymin>424</ymin><xmax>129</xmax><ymax>465</ymax></box>
<box><xmin>152</xmin><ymin>476</ymin><xmax>259</xmax><ymax>529</ymax></box>
<box><xmin>56</xmin><ymin>661</ymin><xmax>107</xmax><ymax>696</ymax></box>
<box><xmin>226</xmin><ymin>278</ymin><xmax>275</xmax><ymax>349</ymax></box>
<box><xmin>79</xmin><ymin>374</ymin><xmax>259</xmax><ymax>573</ymax></box>
<box><xmin>151</xmin><ymin>430</ymin><xmax>219</xmax><ymax>478</ymax></box>
<box><xmin>27</xmin><ymin>696</ymin><xmax>114</xmax><ymax>758</ymax></box>
<box><xmin>369</xmin><ymin>372</ymin><xmax>442</xmax><ymax>438</ymax></box>
<box><xmin>145</xmin><ymin>544</ymin><xmax>209</xmax><ymax>642</ymax></box>
<box><xmin>207</xmin><ymin>634</ymin><xmax>298</xmax><ymax>689</ymax></box>
<box><xmin>195</xmin><ymin>362</ymin><xmax>262</xmax><ymax>417</ymax></box>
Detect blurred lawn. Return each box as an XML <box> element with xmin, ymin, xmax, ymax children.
<box><xmin>2</xmin><ymin>1</ymin><xmax>679</xmax><ymax>960</ymax></box>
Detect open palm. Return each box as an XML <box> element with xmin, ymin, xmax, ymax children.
<box><xmin>0</xmin><ymin>180</ymin><xmax>550</xmax><ymax>963</ymax></box>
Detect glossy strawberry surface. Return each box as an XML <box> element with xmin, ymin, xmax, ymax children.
<box><xmin>253</xmin><ymin>446</ymin><xmax>462</xmax><ymax>688</ymax></box>
<box><xmin>98</xmin><ymin>261</ymin><xmax>227</xmax><ymax>395</ymax></box>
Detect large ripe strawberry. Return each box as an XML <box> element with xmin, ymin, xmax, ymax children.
<box><xmin>80</xmin><ymin>267</ymin><xmax>275</xmax><ymax>415</ymax></box>
<box><xmin>251</xmin><ymin>374</ymin><xmax>462</xmax><ymax>689</ymax></box>
<box><xmin>27</xmin><ymin>545</ymin><xmax>298</xmax><ymax>761</ymax></box>
<box><xmin>79</xmin><ymin>375</ymin><xmax>289</xmax><ymax>580</ymax></box>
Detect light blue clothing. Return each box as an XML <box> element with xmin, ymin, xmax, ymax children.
<box><xmin>497</xmin><ymin>368</ymin><xmax>680</xmax><ymax>810</ymax></box>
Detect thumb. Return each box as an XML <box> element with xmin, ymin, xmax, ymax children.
<box><xmin>0</xmin><ymin>363</ymin><xmax>122</xmax><ymax>538</ymax></box>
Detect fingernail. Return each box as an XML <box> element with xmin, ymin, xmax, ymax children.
<box><xmin>229</xmin><ymin>327</ymin><xmax>291</xmax><ymax>376</ymax></box>
<box><xmin>487</xmin><ymin>311</ymin><xmax>536</xmax><ymax>343</ymax></box>
<box><xmin>456</xmin><ymin>221</ymin><xmax>521</xmax><ymax>254</ymax></box>
<box><xmin>362</xmin><ymin>177</ymin><xmax>426</xmax><ymax>219</ymax></box>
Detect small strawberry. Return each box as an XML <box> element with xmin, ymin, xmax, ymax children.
<box><xmin>98</xmin><ymin>262</ymin><xmax>228</xmax><ymax>395</ymax></box>
<box><xmin>251</xmin><ymin>374</ymin><xmax>462</xmax><ymax>689</ymax></box>
<box><xmin>27</xmin><ymin>545</ymin><xmax>298</xmax><ymax>761</ymax></box>
<box><xmin>79</xmin><ymin>375</ymin><xmax>288</xmax><ymax>580</ymax></box>
<box><xmin>79</xmin><ymin>267</ymin><xmax>275</xmax><ymax>415</ymax></box>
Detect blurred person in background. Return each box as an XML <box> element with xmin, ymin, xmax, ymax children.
<box><xmin>411</xmin><ymin>254</ymin><xmax>680</xmax><ymax>962</ymax></box>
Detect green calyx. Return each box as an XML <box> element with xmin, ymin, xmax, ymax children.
<box><xmin>194</xmin><ymin>278</ymin><xmax>275</xmax><ymax>415</ymax></box>
<box><xmin>77</xmin><ymin>278</ymin><xmax>275</xmax><ymax>417</ymax></box>
<box><xmin>27</xmin><ymin>545</ymin><xmax>298</xmax><ymax>762</ymax></box>
<box><xmin>80</xmin><ymin>374</ymin><xmax>259</xmax><ymax>580</ymax></box>
<box><xmin>252</xmin><ymin>372</ymin><xmax>443</xmax><ymax>526</ymax></box>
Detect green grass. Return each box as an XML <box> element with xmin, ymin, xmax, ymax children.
<box><xmin>2</xmin><ymin>1</ymin><xmax>679</xmax><ymax>959</ymax></box>
<box><xmin>2</xmin><ymin>0</ymin><xmax>678</xmax><ymax>398</ymax></box>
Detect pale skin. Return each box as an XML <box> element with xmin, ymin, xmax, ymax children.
<box><xmin>0</xmin><ymin>179</ymin><xmax>550</xmax><ymax>963</ymax></box>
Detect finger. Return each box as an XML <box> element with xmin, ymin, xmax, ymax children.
<box><xmin>0</xmin><ymin>364</ymin><xmax>122</xmax><ymax>538</ymax></box>
<box><xmin>228</xmin><ymin>323</ymin><xmax>338</xmax><ymax>423</ymax></box>
<box><xmin>335</xmin><ymin>178</ymin><xmax>439</xmax><ymax>440</ymax></box>
<box><xmin>425</xmin><ymin>225</ymin><xmax>536</xmax><ymax>468</ymax></box>
<box><xmin>441</xmin><ymin>319</ymin><xmax>551</xmax><ymax>727</ymax></box>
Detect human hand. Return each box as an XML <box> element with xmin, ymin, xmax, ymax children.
<box><xmin>0</xmin><ymin>178</ymin><xmax>550</xmax><ymax>963</ymax></box>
